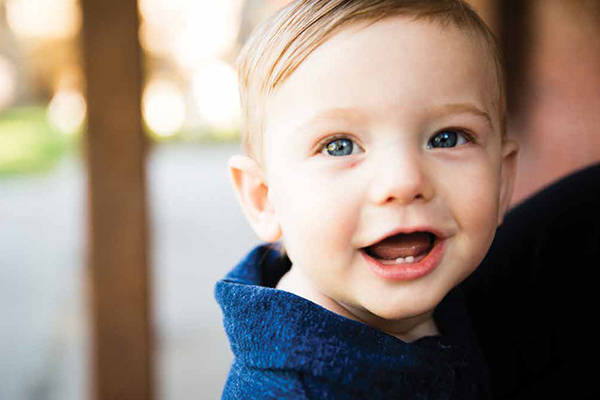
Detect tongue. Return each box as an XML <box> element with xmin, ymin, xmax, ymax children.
<box><xmin>366</xmin><ymin>232</ymin><xmax>433</xmax><ymax>260</ymax></box>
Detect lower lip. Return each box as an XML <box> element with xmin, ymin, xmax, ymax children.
<box><xmin>361</xmin><ymin>239</ymin><xmax>445</xmax><ymax>281</ymax></box>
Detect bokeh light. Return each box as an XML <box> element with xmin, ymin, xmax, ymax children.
<box><xmin>192</xmin><ymin>60</ymin><xmax>240</xmax><ymax>131</ymax></box>
<box><xmin>173</xmin><ymin>1</ymin><xmax>242</xmax><ymax>69</ymax></box>
<box><xmin>139</xmin><ymin>20</ymin><xmax>177</xmax><ymax>58</ymax></box>
<box><xmin>47</xmin><ymin>89</ymin><xmax>87</xmax><ymax>134</ymax></box>
<box><xmin>142</xmin><ymin>78</ymin><xmax>186</xmax><ymax>137</ymax></box>
<box><xmin>6</xmin><ymin>0</ymin><xmax>82</xmax><ymax>40</ymax></box>
<box><xmin>138</xmin><ymin>0</ymin><xmax>188</xmax><ymax>28</ymax></box>
<box><xmin>0</xmin><ymin>55</ymin><xmax>17</xmax><ymax>111</ymax></box>
<box><xmin>138</xmin><ymin>0</ymin><xmax>242</xmax><ymax>70</ymax></box>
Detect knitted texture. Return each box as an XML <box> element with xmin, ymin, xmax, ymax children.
<box><xmin>215</xmin><ymin>245</ymin><xmax>490</xmax><ymax>399</ymax></box>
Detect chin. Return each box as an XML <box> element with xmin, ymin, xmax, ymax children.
<box><xmin>363</xmin><ymin>300</ymin><xmax>434</xmax><ymax>324</ymax></box>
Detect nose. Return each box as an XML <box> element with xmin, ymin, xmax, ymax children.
<box><xmin>368</xmin><ymin>147</ymin><xmax>434</xmax><ymax>206</ymax></box>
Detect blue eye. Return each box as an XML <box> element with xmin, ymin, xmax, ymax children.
<box><xmin>427</xmin><ymin>130</ymin><xmax>469</xmax><ymax>149</ymax></box>
<box><xmin>323</xmin><ymin>138</ymin><xmax>361</xmax><ymax>156</ymax></box>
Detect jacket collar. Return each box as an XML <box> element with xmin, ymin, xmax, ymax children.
<box><xmin>215</xmin><ymin>245</ymin><xmax>489</xmax><ymax>395</ymax></box>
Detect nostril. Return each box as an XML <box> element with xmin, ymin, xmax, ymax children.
<box><xmin>383</xmin><ymin>191</ymin><xmax>424</xmax><ymax>204</ymax></box>
<box><xmin>369</xmin><ymin>167</ymin><xmax>433</xmax><ymax>205</ymax></box>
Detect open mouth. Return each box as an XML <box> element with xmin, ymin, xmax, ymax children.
<box><xmin>363</xmin><ymin>231</ymin><xmax>436</xmax><ymax>266</ymax></box>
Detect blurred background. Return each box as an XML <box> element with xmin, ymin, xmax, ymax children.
<box><xmin>1</xmin><ymin>0</ymin><xmax>599</xmax><ymax>399</ymax></box>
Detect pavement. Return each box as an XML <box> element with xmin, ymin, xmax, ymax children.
<box><xmin>0</xmin><ymin>142</ymin><xmax>259</xmax><ymax>400</ymax></box>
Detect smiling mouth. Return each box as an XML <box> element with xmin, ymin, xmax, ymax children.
<box><xmin>363</xmin><ymin>232</ymin><xmax>436</xmax><ymax>265</ymax></box>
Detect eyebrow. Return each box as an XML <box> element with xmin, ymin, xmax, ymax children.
<box><xmin>295</xmin><ymin>103</ymin><xmax>494</xmax><ymax>133</ymax></box>
<box><xmin>430</xmin><ymin>103</ymin><xmax>494</xmax><ymax>130</ymax></box>
<box><xmin>294</xmin><ymin>107</ymin><xmax>368</xmax><ymax>133</ymax></box>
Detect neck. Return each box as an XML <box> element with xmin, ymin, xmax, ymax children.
<box><xmin>276</xmin><ymin>265</ymin><xmax>440</xmax><ymax>343</ymax></box>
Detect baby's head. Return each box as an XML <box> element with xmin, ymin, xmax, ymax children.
<box><xmin>238</xmin><ymin>0</ymin><xmax>508</xmax><ymax>163</ymax></box>
<box><xmin>230</xmin><ymin>0</ymin><xmax>518</xmax><ymax>341</ymax></box>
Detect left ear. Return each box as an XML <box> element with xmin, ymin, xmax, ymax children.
<box><xmin>497</xmin><ymin>138</ymin><xmax>519</xmax><ymax>226</ymax></box>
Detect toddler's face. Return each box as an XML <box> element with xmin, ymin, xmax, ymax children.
<box><xmin>254</xmin><ymin>18</ymin><xmax>517</xmax><ymax>337</ymax></box>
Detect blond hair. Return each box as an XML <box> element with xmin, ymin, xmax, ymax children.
<box><xmin>237</xmin><ymin>0</ymin><xmax>506</xmax><ymax>163</ymax></box>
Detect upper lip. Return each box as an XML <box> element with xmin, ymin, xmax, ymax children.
<box><xmin>361</xmin><ymin>226</ymin><xmax>445</xmax><ymax>249</ymax></box>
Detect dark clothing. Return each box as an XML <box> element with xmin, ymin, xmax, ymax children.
<box><xmin>216</xmin><ymin>162</ymin><xmax>600</xmax><ymax>399</ymax></box>
<box><xmin>461</xmin><ymin>162</ymin><xmax>600</xmax><ymax>399</ymax></box>
<box><xmin>215</xmin><ymin>246</ymin><xmax>490</xmax><ymax>399</ymax></box>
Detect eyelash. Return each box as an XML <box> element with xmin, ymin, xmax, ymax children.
<box><xmin>315</xmin><ymin>128</ymin><xmax>477</xmax><ymax>156</ymax></box>
<box><xmin>457</xmin><ymin>128</ymin><xmax>477</xmax><ymax>142</ymax></box>
<box><xmin>315</xmin><ymin>134</ymin><xmax>362</xmax><ymax>155</ymax></box>
<box><xmin>451</xmin><ymin>128</ymin><xmax>475</xmax><ymax>141</ymax></box>
<box><xmin>427</xmin><ymin>128</ymin><xmax>478</xmax><ymax>149</ymax></box>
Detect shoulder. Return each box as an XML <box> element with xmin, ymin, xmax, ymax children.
<box><xmin>222</xmin><ymin>361</ymin><xmax>362</xmax><ymax>400</ymax></box>
<box><xmin>221</xmin><ymin>362</ymin><xmax>307</xmax><ymax>400</ymax></box>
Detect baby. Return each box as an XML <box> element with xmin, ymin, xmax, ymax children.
<box><xmin>216</xmin><ymin>0</ymin><xmax>518</xmax><ymax>398</ymax></box>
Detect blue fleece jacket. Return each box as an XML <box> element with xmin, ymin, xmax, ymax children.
<box><xmin>215</xmin><ymin>245</ymin><xmax>490</xmax><ymax>399</ymax></box>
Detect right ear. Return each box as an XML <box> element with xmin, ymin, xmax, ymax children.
<box><xmin>228</xmin><ymin>155</ymin><xmax>282</xmax><ymax>242</ymax></box>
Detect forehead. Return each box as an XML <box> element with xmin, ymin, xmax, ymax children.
<box><xmin>262</xmin><ymin>17</ymin><xmax>498</xmax><ymax>138</ymax></box>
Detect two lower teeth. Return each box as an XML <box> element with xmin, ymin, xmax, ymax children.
<box><xmin>381</xmin><ymin>256</ymin><xmax>417</xmax><ymax>265</ymax></box>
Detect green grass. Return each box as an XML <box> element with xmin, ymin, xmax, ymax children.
<box><xmin>0</xmin><ymin>106</ymin><xmax>79</xmax><ymax>176</ymax></box>
<box><xmin>0</xmin><ymin>106</ymin><xmax>240</xmax><ymax>176</ymax></box>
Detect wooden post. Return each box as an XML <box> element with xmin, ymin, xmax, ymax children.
<box><xmin>80</xmin><ymin>0</ymin><xmax>154</xmax><ymax>399</ymax></box>
<box><xmin>497</xmin><ymin>0</ymin><xmax>531</xmax><ymax>120</ymax></box>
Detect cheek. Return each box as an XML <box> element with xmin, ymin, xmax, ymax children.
<box><xmin>457</xmin><ymin>174</ymin><xmax>500</xmax><ymax>260</ymax></box>
<box><xmin>457</xmin><ymin>176</ymin><xmax>500</xmax><ymax>222</ymax></box>
<box><xmin>270</xmin><ymin>170</ymin><xmax>361</xmax><ymax>257</ymax></box>
<box><xmin>435</xmin><ymin>160</ymin><xmax>501</xmax><ymax>245</ymax></box>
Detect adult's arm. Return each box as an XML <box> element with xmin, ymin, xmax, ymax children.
<box><xmin>461</xmin><ymin>162</ymin><xmax>600</xmax><ymax>399</ymax></box>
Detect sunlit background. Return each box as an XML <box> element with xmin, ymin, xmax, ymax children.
<box><xmin>1</xmin><ymin>0</ymin><xmax>600</xmax><ymax>399</ymax></box>
<box><xmin>0</xmin><ymin>0</ymin><xmax>286</xmax><ymax>399</ymax></box>
<box><xmin>0</xmin><ymin>0</ymin><xmax>248</xmax><ymax>149</ymax></box>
